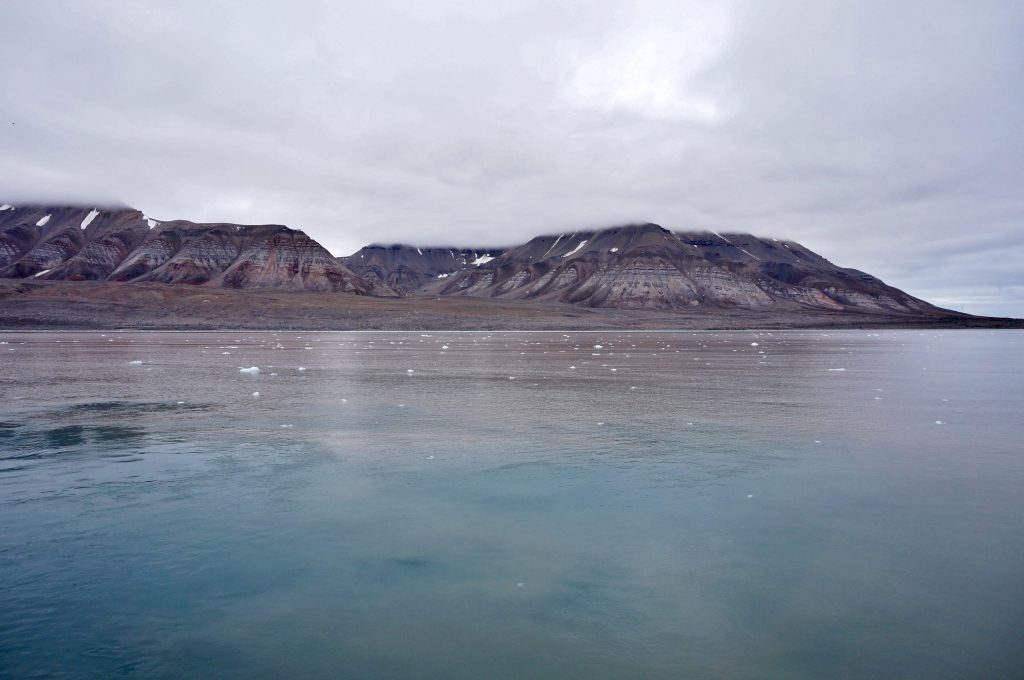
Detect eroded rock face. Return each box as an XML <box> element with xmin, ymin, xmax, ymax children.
<box><xmin>45</xmin><ymin>210</ymin><xmax>152</xmax><ymax>281</ymax></box>
<box><xmin>134</xmin><ymin>228</ymin><xmax>242</xmax><ymax>285</ymax></box>
<box><xmin>0</xmin><ymin>206</ymin><xmax>108</xmax><ymax>278</ymax></box>
<box><xmin>0</xmin><ymin>204</ymin><xmax>371</xmax><ymax>294</ymax></box>
<box><xmin>341</xmin><ymin>245</ymin><xmax>505</xmax><ymax>294</ymax></box>
<box><xmin>413</xmin><ymin>223</ymin><xmax>945</xmax><ymax>315</ymax></box>
<box><xmin>221</xmin><ymin>231</ymin><xmax>369</xmax><ymax>293</ymax></box>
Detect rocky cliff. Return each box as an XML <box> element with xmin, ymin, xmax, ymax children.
<box><xmin>0</xmin><ymin>204</ymin><xmax>369</xmax><ymax>293</ymax></box>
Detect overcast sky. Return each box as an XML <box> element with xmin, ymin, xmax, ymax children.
<box><xmin>2</xmin><ymin>1</ymin><xmax>1022</xmax><ymax>316</ymax></box>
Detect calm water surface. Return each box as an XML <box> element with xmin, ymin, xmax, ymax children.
<box><xmin>1</xmin><ymin>330</ymin><xmax>1022</xmax><ymax>679</ymax></box>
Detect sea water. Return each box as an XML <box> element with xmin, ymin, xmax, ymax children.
<box><xmin>1</xmin><ymin>330</ymin><xmax>1022</xmax><ymax>679</ymax></box>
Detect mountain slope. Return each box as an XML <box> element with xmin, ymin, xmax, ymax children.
<box><xmin>369</xmin><ymin>223</ymin><xmax>946</xmax><ymax>316</ymax></box>
<box><xmin>0</xmin><ymin>204</ymin><xmax>370</xmax><ymax>293</ymax></box>
<box><xmin>341</xmin><ymin>244</ymin><xmax>506</xmax><ymax>294</ymax></box>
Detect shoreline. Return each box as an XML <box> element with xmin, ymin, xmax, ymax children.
<box><xmin>3</xmin><ymin>279</ymin><xmax>1021</xmax><ymax>332</ymax></box>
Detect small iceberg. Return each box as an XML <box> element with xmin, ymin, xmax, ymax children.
<box><xmin>239</xmin><ymin>366</ymin><xmax>260</xmax><ymax>375</ymax></box>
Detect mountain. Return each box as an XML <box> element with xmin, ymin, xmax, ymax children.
<box><xmin>0</xmin><ymin>204</ymin><xmax>970</xmax><ymax>320</ymax></box>
<box><xmin>348</xmin><ymin>223</ymin><xmax>946</xmax><ymax>316</ymax></box>
<box><xmin>0</xmin><ymin>204</ymin><xmax>369</xmax><ymax>293</ymax></box>
<box><xmin>341</xmin><ymin>244</ymin><xmax>506</xmax><ymax>294</ymax></box>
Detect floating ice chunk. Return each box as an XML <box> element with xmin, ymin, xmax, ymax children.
<box><xmin>252</xmin><ymin>392</ymin><xmax>260</xmax><ymax>397</ymax></box>
<box><xmin>826</xmin><ymin>368</ymin><xmax>846</xmax><ymax>372</ymax></box>
<box><xmin>36</xmin><ymin>214</ymin><xmax>51</xmax><ymax>227</ymax></box>
<box><xmin>569</xmin><ymin>365</ymin><xmax>576</xmax><ymax>369</ymax></box>
<box><xmin>81</xmin><ymin>209</ymin><xmax>100</xmax><ymax>229</ymax></box>
<box><xmin>935</xmin><ymin>420</ymin><xmax>944</xmax><ymax>425</ymax></box>
<box><xmin>509</xmin><ymin>376</ymin><xmax>515</xmax><ymax>380</ymax></box>
<box><xmin>747</xmin><ymin>494</ymin><xmax>754</xmax><ymax>498</ymax></box>
<box><xmin>441</xmin><ymin>345</ymin><xmax>449</xmax><ymax>350</ymax></box>
<box><xmin>597</xmin><ymin>421</ymin><xmax>604</xmax><ymax>425</ymax></box>
<box><xmin>280</xmin><ymin>424</ymin><xmax>293</xmax><ymax>428</ymax></box>
<box><xmin>407</xmin><ymin>369</ymin><xmax>415</xmax><ymax>373</ymax></box>
<box><xmin>426</xmin><ymin>455</ymin><xmax>434</xmax><ymax>460</ymax></box>
<box><xmin>239</xmin><ymin>366</ymin><xmax>260</xmax><ymax>374</ymax></box>
<box><xmin>516</xmin><ymin>582</ymin><xmax>525</xmax><ymax>588</ymax></box>
<box><xmin>594</xmin><ymin>344</ymin><xmax>603</xmax><ymax>349</ymax></box>
<box><xmin>298</xmin><ymin>366</ymin><xmax>306</xmax><ymax>371</ymax></box>
<box><xmin>128</xmin><ymin>360</ymin><xmax>143</xmax><ymax>365</ymax></box>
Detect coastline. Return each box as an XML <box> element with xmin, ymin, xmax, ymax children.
<box><xmin>3</xmin><ymin>279</ymin><xmax>1021</xmax><ymax>332</ymax></box>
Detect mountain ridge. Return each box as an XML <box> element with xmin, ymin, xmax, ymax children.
<box><xmin>345</xmin><ymin>222</ymin><xmax>947</xmax><ymax>316</ymax></box>
<box><xmin>0</xmin><ymin>204</ymin><xmax>370</xmax><ymax>294</ymax></box>
<box><xmin>0</xmin><ymin>202</ymin><xmax>974</xmax><ymax>320</ymax></box>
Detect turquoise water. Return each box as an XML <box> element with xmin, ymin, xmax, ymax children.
<box><xmin>1</xmin><ymin>330</ymin><xmax>1022</xmax><ymax>679</ymax></box>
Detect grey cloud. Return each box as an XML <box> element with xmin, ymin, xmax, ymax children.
<box><xmin>1</xmin><ymin>0</ymin><xmax>1022</xmax><ymax>315</ymax></box>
